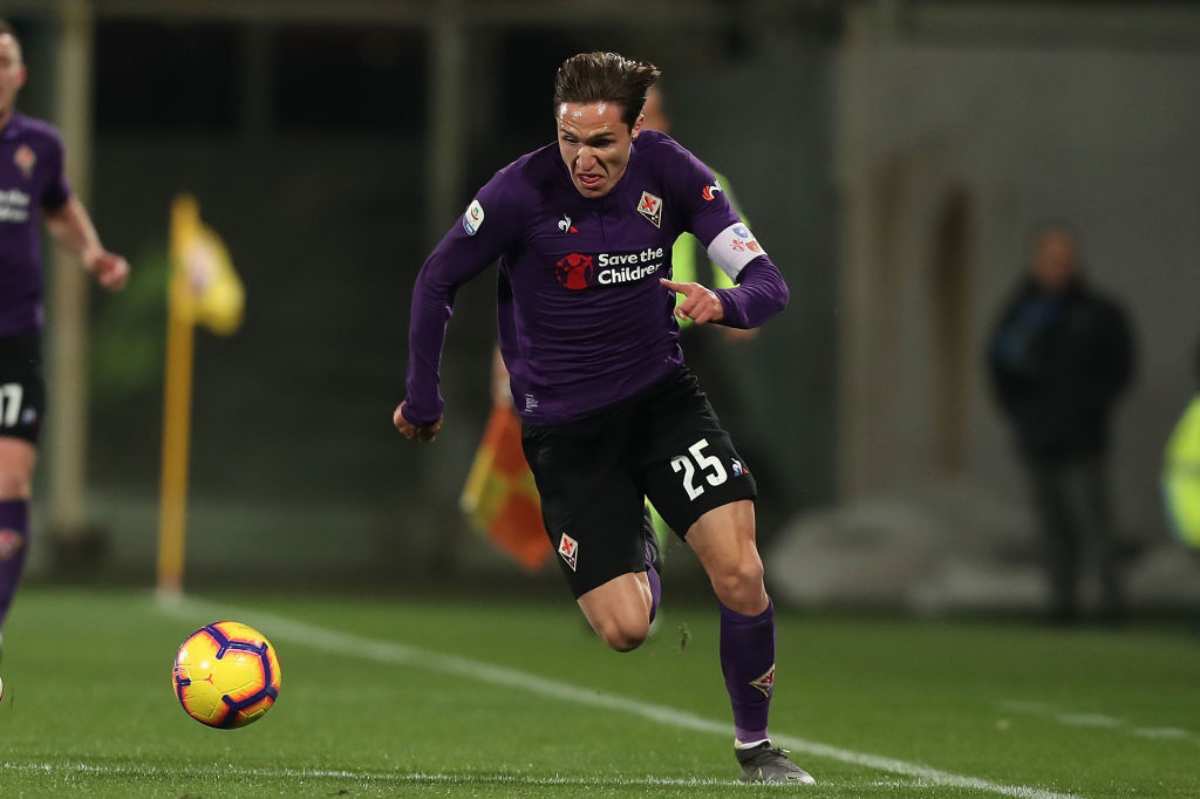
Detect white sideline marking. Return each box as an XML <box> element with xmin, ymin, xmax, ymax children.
<box><xmin>0</xmin><ymin>763</ymin><xmax>745</xmax><ymax>788</ymax></box>
<box><xmin>999</xmin><ymin>700</ymin><xmax>1193</xmax><ymax>743</ymax></box>
<box><xmin>1131</xmin><ymin>727</ymin><xmax>1189</xmax><ymax>740</ymax></box>
<box><xmin>160</xmin><ymin>598</ymin><xmax>1084</xmax><ymax>799</ymax></box>
<box><xmin>1055</xmin><ymin>714</ymin><xmax>1123</xmax><ymax>729</ymax></box>
<box><xmin>0</xmin><ymin>762</ymin><xmax>943</xmax><ymax>790</ymax></box>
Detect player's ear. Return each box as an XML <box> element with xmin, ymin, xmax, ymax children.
<box><xmin>631</xmin><ymin>113</ymin><xmax>644</xmax><ymax>139</ymax></box>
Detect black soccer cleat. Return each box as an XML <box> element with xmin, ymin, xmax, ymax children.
<box><xmin>736</xmin><ymin>741</ymin><xmax>816</xmax><ymax>785</ymax></box>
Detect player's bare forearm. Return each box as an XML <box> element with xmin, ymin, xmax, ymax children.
<box><xmin>492</xmin><ymin>346</ymin><xmax>513</xmax><ymax>408</ymax></box>
<box><xmin>45</xmin><ymin>197</ymin><xmax>129</xmax><ymax>290</ymax></box>
<box><xmin>45</xmin><ymin>197</ymin><xmax>102</xmax><ymax>264</ymax></box>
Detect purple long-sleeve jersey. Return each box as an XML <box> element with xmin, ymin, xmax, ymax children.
<box><xmin>405</xmin><ymin>130</ymin><xmax>788</xmax><ymax>426</ymax></box>
<box><xmin>0</xmin><ymin>113</ymin><xmax>72</xmax><ymax>337</ymax></box>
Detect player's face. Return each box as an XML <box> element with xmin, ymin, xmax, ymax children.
<box><xmin>0</xmin><ymin>35</ymin><xmax>26</xmax><ymax>118</ymax></box>
<box><xmin>557</xmin><ymin>101</ymin><xmax>642</xmax><ymax>199</ymax></box>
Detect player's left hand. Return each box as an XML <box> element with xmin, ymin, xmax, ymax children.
<box><xmin>87</xmin><ymin>251</ymin><xmax>130</xmax><ymax>291</ymax></box>
<box><xmin>660</xmin><ymin>278</ymin><xmax>724</xmax><ymax>325</ymax></box>
<box><xmin>393</xmin><ymin>401</ymin><xmax>443</xmax><ymax>442</ymax></box>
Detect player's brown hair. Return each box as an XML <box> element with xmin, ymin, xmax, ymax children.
<box><xmin>553</xmin><ymin>52</ymin><xmax>661</xmax><ymax>130</ymax></box>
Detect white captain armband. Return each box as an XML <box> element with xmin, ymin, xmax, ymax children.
<box><xmin>706</xmin><ymin>222</ymin><xmax>768</xmax><ymax>281</ymax></box>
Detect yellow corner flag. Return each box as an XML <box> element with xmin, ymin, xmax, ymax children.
<box><xmin>169</xmin><ymin>194</ymin><xmax>245</xmax><ymax>334</ymax></box>
<box><xmin>157</xmin><ymin>195</ymin><xmax>245</xmax><ymax>598</ymax></box>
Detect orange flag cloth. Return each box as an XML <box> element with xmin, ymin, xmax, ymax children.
<box><xmin>460</xmin><ymin>405</ymin><xmax>551</xmax><ymax>571</ymax></box>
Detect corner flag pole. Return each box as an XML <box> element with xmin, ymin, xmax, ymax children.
<box><xmin>156</xmin><ymin>196</ymin><xmax>244</xmax><ymax>598</ymax></box>
<box><xmin>156</xmin><ymin>281</ymin><xmax>194</xmax><ymax>596</ymax></box>
<box><xmin>157</xmin><ymin>198</ymin><xmax>198</xmax><ymax>598</ymax></box>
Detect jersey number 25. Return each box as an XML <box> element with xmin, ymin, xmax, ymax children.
<box><xmin>671</xmin><ymin>438</ymin><xmax>728</xmax><ymax>501</ymax></box>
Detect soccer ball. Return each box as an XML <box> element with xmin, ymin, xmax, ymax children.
<box><xmin>172</xmin><ymin>620</ymin><xmax>281</xmax><ymax>729</ymax></box>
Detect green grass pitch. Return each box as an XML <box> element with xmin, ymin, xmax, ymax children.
<box><xmin>0</xmin><ymin>587</ymin><xmax>1197</xmax><ymax>797</ymax></box>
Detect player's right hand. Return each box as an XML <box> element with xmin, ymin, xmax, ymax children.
<box><xmin>88</xmin><ymin>250</ymin><xmax>130</xmax><ymax>291</ymax></box>
<box><xmin>660</xmin><ymin>278</ymin><xmax>724</xmax><ymax>326</ymax></box>
<box><xmin>393</xmin><ymin>401</ymin><xmax>443</xmax><ymax>442</ymax></box>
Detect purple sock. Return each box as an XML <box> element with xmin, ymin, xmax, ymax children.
<box><xmin>720</xmin><ymin>600</ymin><xmax>775</xmax><ymax>744</ymax></box>
<box><xmin>645</xmin><ymin>564</ymin><xmax>661</xmax><ymax>623</ymax></box>
<box><xmin>642</xmin><ymin>531</ymin><xmax>662</xmax><ymax>623</ymax></box>
<box><xmin>0</xmin><ymin>499</ymin><xmax>30</xmax><ymax>629</ymax></box>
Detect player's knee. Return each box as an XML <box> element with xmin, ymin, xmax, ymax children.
<box><xmin>594</xmin><ymin>614</ymin><xmax>649</xmax><ymax>652</ymax></box>
<box><xmin>712</xmin><ymin>554</ymin><xmax>765</xmax><ymax>612</ymax></box>
<box><xmin>602</xmin><ymin>628</ymin><xmax>648</xmax><ymax>653</ymax></box>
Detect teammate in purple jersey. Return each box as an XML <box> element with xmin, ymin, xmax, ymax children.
<box><xmin>0</xmin><ymin>21</ymin><xmax>129</xmax><ymax>652</ymax></box>
<box><xmin>394</xmin><ymin>52</ymin><xmax>812</xmax><ymax>784</ymax></box>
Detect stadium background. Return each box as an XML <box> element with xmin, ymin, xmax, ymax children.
<box><xmin>5</xmin><ymin>0</ymin><xmax>1199</xmax><ymax>607</ymax></box>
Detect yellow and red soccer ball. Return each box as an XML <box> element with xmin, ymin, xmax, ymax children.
<box><xmin>172</xmin><ymin>621</ymin><xmax>281</xmax><ymax>729</ymax></box>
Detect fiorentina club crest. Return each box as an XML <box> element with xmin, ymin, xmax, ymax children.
<box><xmin>636</xmin><ymin>190</ymin><xmax>662</xmax><ymax>229</ymax></box>
<box><xmin>0</xmin><ymin>528</ymin><xmax>24</xmax><ymax>561</ymax></box>
<box><xmin>749</xmin><ymin>664</ymin><xmax>775</xmax><ymax>698</ymax></box>
<box><xmin>557</xmin><ymin>532</ymin><xmax>579</xmax><ymax>572</ymax></box>
<box><xmin>14</xmin><ymin>144</ymin><xmax>35</xmax><ymax>179</ymax></box>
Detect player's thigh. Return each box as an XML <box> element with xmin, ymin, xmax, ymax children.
<box><xmin>637</xmin><ymin>369</ymin><xmax>756</xmax><ymax>542</ymax></box>
<box><xmin>686</xmin><ymin>500</ymin><xmax>767</xmax><ymax>613</ymax></box>
<box><xmin>0</xmin><ymin>438</ymin><xmax>36</xmax><ymax>498</ymax></box>
<box><xmin>0</xmin><ymin>333</ymin><xmax>43</xmax><ymax>498</ymax></box>
<box><xmin>686</xmin><ymin>499</ymin><xmax>758</xmax><ymax>576</ymax></box>
<box><xmin>576</xmin><ymin>571</ymin><xmax>653</xmax><ymax>650</ymax></box>
<box><xmin>521</xmin><ymin>414</ymin><xmax>646</xmax><ymax>599</ymax></box>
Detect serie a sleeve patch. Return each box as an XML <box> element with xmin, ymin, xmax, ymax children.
<box><xmin>462</xmin><ymin>199</ymin><xmax>485</xmax><ymax>236</ymax></box>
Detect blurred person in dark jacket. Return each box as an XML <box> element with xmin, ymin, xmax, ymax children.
<box><xmin>988</xmin><ymin>224</ymin><xmax>1135</xmax><ymax>623</ymax></box>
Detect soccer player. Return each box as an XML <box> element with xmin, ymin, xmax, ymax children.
<box><xmin>0</xmin><ymin>21</ymin><xmax>129</xmax><ymax>653</ymax></box>
<box><xmin>482</xmin><ymin>83</ymin><xmax>756</xmax><ymax>559</ymax></box>
<box><xmin>395</xmin><ymin>52</ymin><xmax>811</xmax><ymax>784</ymax></box>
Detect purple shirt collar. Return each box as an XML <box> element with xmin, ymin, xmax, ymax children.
<box><xmin>0</xmin><ymin>112</ymin><xmax>26</xmax><ymax>142</ymax></box>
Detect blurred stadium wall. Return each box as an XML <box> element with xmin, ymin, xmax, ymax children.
<box><xmin>836</xmin><ymin>3</ymin><xmax>1200</xmax><ymax>546</ymax></box>
<box><xmin>775</xmin><ymin>2</ymin><xmax>1200</xmax><ymax>612</ymax></box>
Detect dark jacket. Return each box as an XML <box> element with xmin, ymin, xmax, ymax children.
<box><xmin>988</xmin><ymin>276</ymin><xmax>1134</xmax><ymax>462</ymax></box>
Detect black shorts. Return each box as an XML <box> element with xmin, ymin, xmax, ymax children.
<box><xmin>0</xmin><ymin>332</ymin><xmax>45</xmax><ymax>444</ymax></box>
<box><xmin>521</xmin><ymin>367</ymin><xmax>757</xmax><ymax>597</ymax></box>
